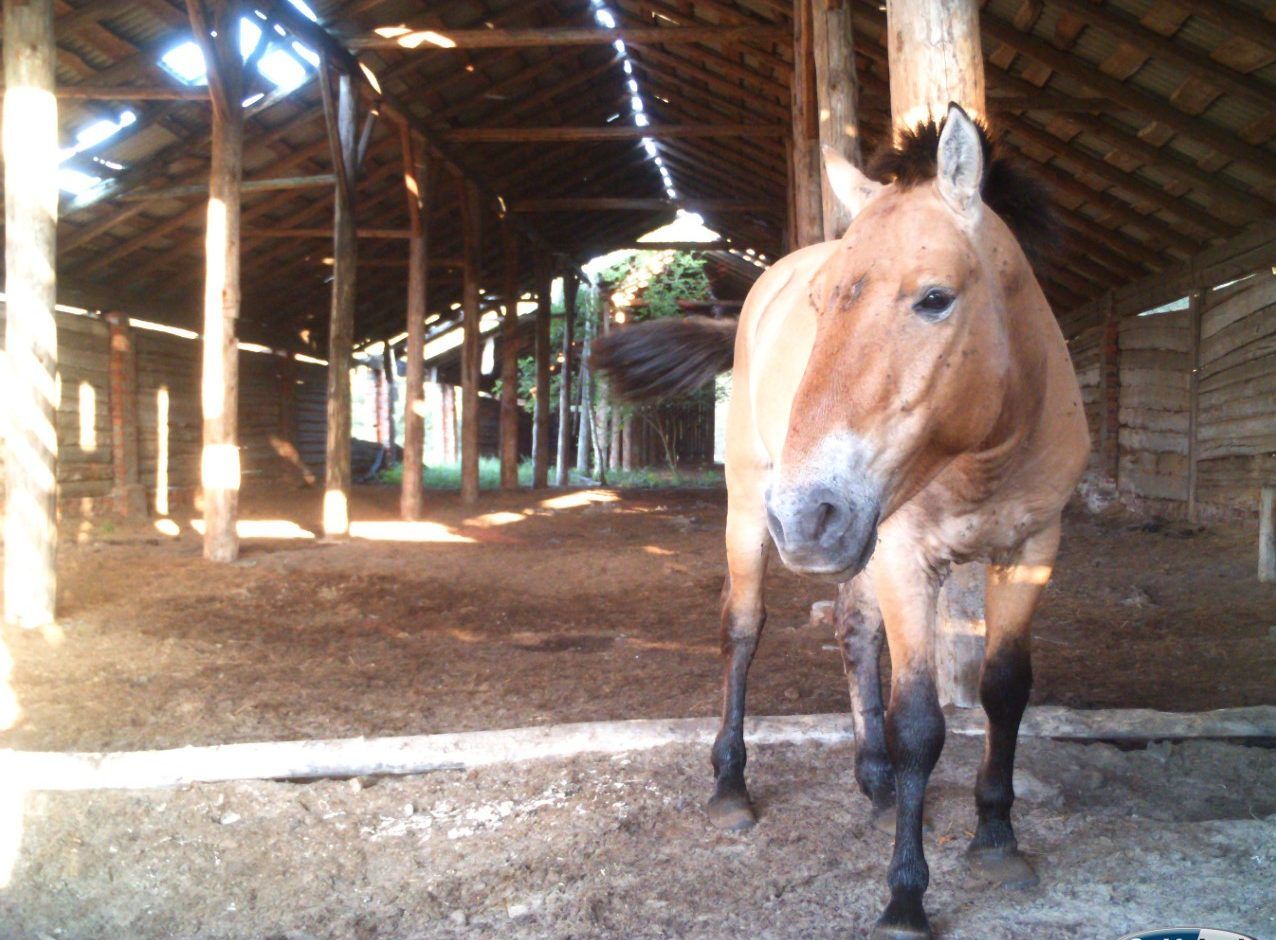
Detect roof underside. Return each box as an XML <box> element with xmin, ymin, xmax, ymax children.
<box><xmin>7</xmin><ymin>0</ymin><xmax>1275</xmax><ymax>353</ymax></box>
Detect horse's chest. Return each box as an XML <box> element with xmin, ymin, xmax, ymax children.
<box><xmin>915</xmin><ymin>498</ymin><xmax>1045</xmax><ymax>564</ymax></box>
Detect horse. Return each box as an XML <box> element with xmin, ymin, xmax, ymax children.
<box><xmin>592</xmin><ymin>104</ymin><xmax>1090</xmax><ymax>939</ymax></box>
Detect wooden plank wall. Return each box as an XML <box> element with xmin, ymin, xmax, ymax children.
<box><xmin>1195</xmin><ymin>272</ymin><xmax>1276</xmax><ymax>516</ymax></box>
<box><xmin>1070</xmin><ymin>268</ymin><xmax>1276</xmax><ymax>520</ymax></box>
<box><xmin>1</xmin><ymin>308</ymin><xmax>327</xmax><ymax>515</ymax></box>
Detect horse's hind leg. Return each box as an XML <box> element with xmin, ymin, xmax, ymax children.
<box><xmin>707</xmin><ymin>476</ymin><xmax>770</xmax><ymax>831</ymax></box>
<box><xmin>834</xmin><ymin>576</ymin><xmax>895</xmax><ymax>826</ymax></box>
<box><xmin>965</xmin><ymin>524</ymin><xmax>1060</xmax><ymax>889</ymax></box>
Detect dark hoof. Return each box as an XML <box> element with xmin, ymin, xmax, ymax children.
<box><xmin>871</xmin><ymin>901</ymin><xmax>932</xmax><ymax>940</ymax></box>
<box><xmin>707</xmin><ymin>791</ymin><xmax>756</xmax><ymax>831</ymax></box>
<box><xmin>869</xmin><ymin>803</ymin><xmax>934</xmax><ymax>836</ymax></box>
<box><xmin>964</xmin><ymin>845</ymin><xmax>1040</xmax><ymax>889</ymax></box>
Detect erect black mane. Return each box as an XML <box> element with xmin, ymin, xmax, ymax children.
<box><xmin>866</xmin><ymin>116</ymin><xmax>1059</xmax><ymax>270</ymax></box>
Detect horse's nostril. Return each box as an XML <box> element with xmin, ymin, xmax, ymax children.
<box><xmin>812</xmin><ymin>502</ymin><xmax>836</xmax><ymax>540</ymax></box>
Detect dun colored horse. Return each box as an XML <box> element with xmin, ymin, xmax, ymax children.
<box><xmin>593</xmin><ymin>105</ymin><xmax>1090</xmax><ymax>938</ymax></box>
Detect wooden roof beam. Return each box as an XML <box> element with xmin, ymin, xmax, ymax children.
<box><xmin>348</xmin><ymin>25</ymin><xmax>787</xmax><ymax>51</ymax></box>
<box><xmin>439</xmin><ymin>123</ymin><xmax>786</xmax><ymax>142</ymax></box>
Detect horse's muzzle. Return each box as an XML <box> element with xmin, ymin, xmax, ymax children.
<box><xmin>765</xmin><ymin>484</ymin><xmax>880</xmax><ymax>582</ymax></box>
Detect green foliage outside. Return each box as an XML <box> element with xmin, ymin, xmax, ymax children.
<box><xmin>376</xmin><ymin>458</ymin><xmax>722</xmax><ymax>491</ymax></box>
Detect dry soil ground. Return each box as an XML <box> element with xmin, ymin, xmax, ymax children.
<box><xmin>0</xmin><ymin>482</ymin><xmax>1272</xmax><ymax>938</ymax></box>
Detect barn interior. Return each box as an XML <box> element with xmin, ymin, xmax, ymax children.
<box><xmin>0</xmin><ymin>0</ymin><xmax>1273</xmax><ymax>937</ymax></box>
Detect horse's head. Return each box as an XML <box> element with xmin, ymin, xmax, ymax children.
<box><xmin>766</xmin><ymin>105</ymin><xmax>1035</xmax><ymax>581</ymax></box>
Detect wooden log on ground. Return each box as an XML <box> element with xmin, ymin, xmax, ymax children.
<box><xmin>105</xmin><ymin>313</ymin><xmax>145</xmax><ymax>517</ymax></box>
<box><xmin>555</xmin><ymin>272</ymin><xmax>577</xmax><ymax>487</ymax></box>
<box><xmin>6</xmin><ymin>705</ymin><xmax>1274</xmax><ymax>792</ymax></box>
<box><xmin>459</xmin><ymin>180</ymin><xmax>482</xmax><ymax>505</ymax></box>
<box><xmin>322</xmin><ymin>70</ymin><xmax>358</xmax><ymax>537</ymax></box>
<box><xmin>499</xmin><ymin>223</ymin><xmax>522</xmax><ymax>490</ymax></box>
<box><xmin>399</xmin><ymin>138</ymin><xmax>428</xmax><ymax>520</ymax></box>
<box><xmin>886</xmin><ymin>0</ymin><xmax>987</xmax><ymax>707</ymax></box>
<box><xmin>187</xmin><ymin>0</ymin><xmax>244</xmax><ymax>564</ymax></box>
<box><xmin>532</xmin><ymin>255</ymin><xmax>553</xmax><ymax>488</ymax></box>
<box><xmin>3</xmin><ymin>0</ymin><xmax>59</xmax><ymax>627</ymax></box>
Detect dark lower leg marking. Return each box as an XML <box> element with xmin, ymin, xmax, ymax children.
<box><xmin>835</xmin><ymin>585</ymin><xmax>894</xmax><ymax>812</ymax></box>
<box><xmin>708</xmin><ymin>610</ymin><xmax>762</xmax><ymax>830</ymax></box>
<box><xmin>876</xmin><ymin>672</ymin><xmax>945</xmax><ymax>938</ymax></box>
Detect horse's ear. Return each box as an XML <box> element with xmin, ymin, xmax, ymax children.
<box><xmin>936</xmin><ymin>103</ymin><xmax>983</xmax><ymax>214</ymax></box>
<box><xmin>821</xmin><ymin>145</ymin><xmax>881</xmax><ymax>221</ymax></box>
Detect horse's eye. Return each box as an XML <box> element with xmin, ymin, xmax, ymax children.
<box><xmin>913</xmin><ymin>288</ymin><xmax>955</xmax><ymax>322</ymax></box>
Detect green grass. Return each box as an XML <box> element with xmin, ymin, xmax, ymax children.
<box><xmin>377</xmin><ymin>458</ymin><xmax>722</xmax><ymax>491</ymax></box>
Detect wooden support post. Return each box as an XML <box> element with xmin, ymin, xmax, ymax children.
<box><xmin>499</xmin><ymin>222</ymin><xmax>522</xmax><ymax>490</ymax></box>
<box><xmin>105</xmin><ymin>313</ymin><xmax>145</xmax><ymax>517</ymax></box>
<box><xmin>1260</xmin><ymin>487</ymin><xmax>1276</xmax><ymax>583</ymax></box>
<box><xmin>459</xmin><ymin>179</ymin><xmax>482</xmax><ymax>505</ymax></box>
<box><xmin>1186</xmin><ymin>290</ymin><xmax>1203</xmax><ymax>522</ymax></box>
<box><xmin>1100</xmin><ymin>293</ymin><xmax>1120</xmax><ymax>483</ymax></box>
<box><xmin>576</xmin><ymin>285</ymin><xmax>596</xmax><ymax>476</ymax></box>
<box><xmin>886</xmin><ymin>0</ymin><xmax>986</xmax><ymax>707</ymax></box>
<box><xmin>555</xmin><ymin>271</ymin><xmax>578</xmax><ymax>486</ymax></box>
<box><xmin>400</xmin><ymin>129</ymin><xmax>428</xmax><ymax>520</ymax></box>
<box><xmin>885</xmin><ymin>0</ymin><xmax>986</xmax><ymax>133</ymax></box>
<box><xmin>790</xmin><ymin>0</ymin><xmax>823</xmax><ymax>248</ymax></box>
<box><xmin>622</xmin><ymin>416</ymin><xmax>634</xmax><ymax>472</ymax></box>
<box><xmin>610</xmin><ymin>407</ymin><xmax>622</xmax><ymax>473</ymax></box>
<box><xmin>2</xmin><ymin>0</ymin><xmax>59</xmax><ymax>627</ymax></box>
<box><xmin>592</xmin><ymin>296</ymin><xmax>612</xmax><ymax>480</ymax></box>
<box><xmin>532</xmin><ymin>255</ymin><xmax>553</xmax><ymax>488</ymax></box>
<box><xmin>440</xmin><ymin>384</ymin><xmax>457</xmax><ymax>464</ymax></box>
<box><xmin>322</xmin><ymin>69</ymin><xmax>358</xmax><ymax>537</ymax></box>
<box><xmin>812</xmin><ymin>0</ymin><xmax>863</xmax><ymax>240</ymax></box>
<box><xmin>187</xmin><ymin>0</ymin><xmax>244</xmax><ymax>563</ymax></box>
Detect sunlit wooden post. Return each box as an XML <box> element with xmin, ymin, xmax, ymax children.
<box><xmin>186</xmin><ymin>0</ymin><xmax>244</xmax><ymax>563</ymax></box>
<box><xmin>532</xmin><ymin>254</ymin><xmax>552</xmax><ymax>488</ymax></box>
<box><xmin>499</xmin><ymin>221</ymin><xmax>521</xmax><ymax>490</ymax></box>
<box><xmin>555</xmin><ymin>270</ymin><xmax>578</xmax><ymax>486</ymax></box>
<box><xmin>322</xmin><ymin>68</ymin><xmax>358</xmax><ymax>536</ymax></box>
<box><xmin>576</xmin><ymin>284</ymin><xmax>597</xmax><ymax>476</ymax></box>
<box><xmin>105</xmin><ymin>313</ymin><xmax>145</xmax><ymax>517</ymax></box>
<box><xmin>886</xmin><ymin>0</ymin><xmax>987</xmax><ymax>707</ymax></box>
<box><xmin>459</xmin><ymin>179</ymin><xmax>482</xmax><ymax>504</ymax></box>
<box><xmin>2</xmin><ymin>0</ymin><xmax>59</xmax><ymax>626</ymax></box>
<box><xmin>790</xmin><ymin>0</ymin><xmax>823</xmax><ymax>248</ymax></box>
<box><xmin>813</xmin><ymin>0</ymin><xmax>863</xmax><ymax>240</ymax></box>
<box><xmin>400</xmin><ymin>126</ymin><xmax>428</xmax><ymax>520</ymax></box>
<box><xmin>1260</xmin><ymin>487</ymin><xmax>1276</xmax><ymax>583</ymax></box>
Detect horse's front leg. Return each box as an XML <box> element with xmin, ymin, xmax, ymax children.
<box><xmin>834</xmin><ymin>576</ymin><xmax>895</xmax><ymax>827</ymax></box>
<box><xmin>707</xmin><ymin>480</ymin><xmax>770</xmax><ymax>831</ymax></box>
<box><xmin>964</xmin><ymin>523</ymin><xmax>1060</xmax><ymax>889</ymax></box>
<box><xmin>872</xmin><ymin>549</ymin><xmax>945</xmax><ymax>940</ymax></box>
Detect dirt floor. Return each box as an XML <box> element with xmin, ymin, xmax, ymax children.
<box><xmin>0</xmin><ymin>482</ymin><xmax>1274</xmax><ymax>938</ymax></box>
<box><xmin>0</xmin><ymin>482</ymin><xmax>1272</xmax><ymax>753</ymax></box>
<box><xmin>1</xmin><ymin>734</ymin><xmax>1272</xmax><ymax>939</ymax></box>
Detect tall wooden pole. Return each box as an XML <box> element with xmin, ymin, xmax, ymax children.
<box><xmin>322</xmin><ymin>70</ymin><xmax>358</xmax><ymax>537</ymax></box>
<box><xmin>532</xmin><ymin>255</ymin><xmax>552</xmax><ymax>488</ymax></box>
<box><xmin>400</xmin><ymin>127</ymin><xmax>428</xmax><ymax>520</ymax></box>
<box><xmin>555</xmin><ymin>271</ymin><xmax>578</xmax><ymax>486</ymax></box>
<box><xmin>3</xmin><ymin>0</ymin><xmax>59</xmax><ymax>626</ymax></box>
<box><xmin>813</xmin><ymin>0</ymin><xmax>863</xmax><ymax>240</ymax></box>
<box><xmin>459</xmin><ymin>179</ymin><xmax>482</xmax><ymax>504</ymax></box>
<box><xmin>106</xmin><ymin>313</ymin><xmax>145</xmax><ymax>517</ymax></box>
<box><xmin>499</xmin><ymin>221</ymin><xmax>522</xmax><ymax>490</ymax></box>
<box><xmin>576</xmin><ymin>284</ymin><xmax>596</xmax><ymax>476</ymax></box>
<box><xmin>886</xmin><ymin>0</ymin><xmax>986</xmax><ymax>135</ymax></box>
<box><xmin>790</xmin><ymin>0</ymin><xmax>823</xmax><ymax>249</ymax></box>
<box><xmin>187</xmin><ymin>0</ymin><xmax>244</xmax><ymax>563</ymax></box>
<box><xmin>886</xmin><ymin>0</ymin><xmax>986</xmax><ymax>708</ymax></box>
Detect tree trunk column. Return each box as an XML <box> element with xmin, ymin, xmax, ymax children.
<box><xmin>813</xmin><ymin>0</ymin><xmax>863</xmax><ymax>240</ymax></box>
<box><xmin>459</xmin><ymin>180</ymin><xmax>482</xmax><ymax>505</ymax></box>
<box><xmin>106</xmin><ymin>313</ymin><xmax>145</xmax><ymax>517</ymax></box>
<box><xmin>532</xmin><ymin>256</ymin><xmax>552</xmax><ymax>488</ymax></box>
<box><xmin>555</xmin><ymin>272</ymin><xmax>577</xmax><ymax>486</ymax></box>
<box><xmin>790</xmin><ymin>0</ymin><xmax>823</xmax><ymax>249</ymax></box>
<box><xmin>499</xmin><ymin>222</ymin><xmax>521</xmax><ymax>489</ymax></box>
<box><xmin>887</xmin><ymin>0</ymin><xmax>986</xmax><ymax>707</ymax></box>
<box><xmin>886</xmin><ymin>0</ymin><xmax>986</xmax><ymax>134</ymax></box>
<box><xmin>323</xmin><ymin>72</ymin><xmax>358</xmax><ymax>537</ymax></box>
<box><xmin>400</xmin><ymin>134</ymin><xmax>428</xmax><ymax>520</ymax></box>
<box><xmin>2</xmin><ymin>0</ymin><xmax>59</xmax><ymax>627</ymax></box>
